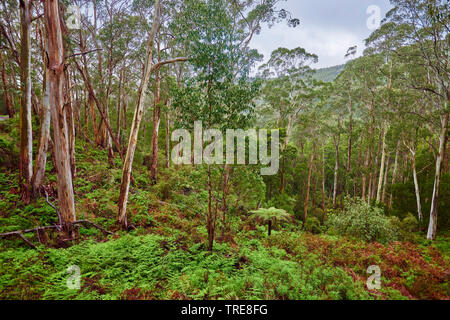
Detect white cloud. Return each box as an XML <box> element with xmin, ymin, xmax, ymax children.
<box><xmin>249</xmin><ymin>0</ymin><xmax>393</xmax><ymax>70</ymax></box>
<box><xmin>251</xmin><ymin>24</ymin><xmax>363</xmax><ymax>69</ymax></box>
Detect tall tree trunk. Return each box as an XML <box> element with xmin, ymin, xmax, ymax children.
<box><xmin>32</xmin><ymin>26</ymin><xmax>51</xmax><ymax>197</ymax></box>
<box><xmin>19</xmin><ymin>0</ymin><xmax>33</xmax><ymax>203</ymax></box>
<box><xmin>347</xmin><ymin>93</ymin><xmax>353</xmax><ymax>173</ymax></box>
<box><xmin>116</xmin><ymin>67</ymin><xmax>124</xmax><ymax>143</ymax></box>
<box><xmin>65</xmin><ymin>66</ymin><xmax>76</xmax><ymax>179</ymax></box>
<box><xmin>371</xmin><ymin>129</ymin><xmax>383</xmax><ymax>200</ymax></box>
<box><xmin>410</xmin><ymin>149</ymin><xmax>422</xmax><ymax>221</ymax></box>
<box><xmin>376</xmin><ymin>124</ymin><xmax>387</xmax><ymax>203</ymax></box>
<box><xmin>0</xmin><ymin>52</ymin><xmax>14</xmax><ymax>118</ymax></box>
<box><xmin>427</xmin><ymin>113</ymin><xmax>449</xmax><ymax>240</ymax></box>
<box><xmin>117</xmin><ymin>0</ymin><xmax>161</xmax><ymax>229</ymax></box>
<box><xmin>389</xmin><ymin>140</ymin><xmax>400</xmax><ymax>209</ymax></box>
<box><xmin>381</xmin><ymin>154</ymin><xmax>390</xmax><ymax>204</ymax></box>
<box><xmin>89</xmin><ymin>93</ymin><xmax>99</xmax><ymax>142</ymax></box>
<box><xmin>362</xmin><ymin>98</ymin><xmax>375</xmax><ymax>200</ymax></box>
<box><xmin>303</xmin><ymin>151</ymin><xmax>314</xmax><ymax>225</ymax></box>
<box><xmin>332</xmin><ymin>124</ymin><xmax>340</xmax><ymax>208</ymax></box>
<box><xmin>221</xmin><ymin>164</ymin><xmax>230</xmax><ymax>236</ymax></box>
<box><xmin>150</xmin><ymin>48</ymin><xmax>161</xmax><ymax>183</ymax></box>
<box><xmin>321</xmin><ymin>143</ymin><xmax>326</xmax><ymax>214</ymax></box>
<box><xmin>45</xmin><ymin>0</ymin><xmax>76</xmax><ymax>228</ymax></box>
<box><xmin>165</xmin><ymin>109</ymin><xmax>170</xmax><ymax>169</ymax></box>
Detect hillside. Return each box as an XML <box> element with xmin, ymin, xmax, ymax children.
<box><xmin>0</xmin><ymin>0</ymin><xmax>448</xmax><ymax>303</ymax></box>
<box><xmin>0</xmin><ymin>118</ymin><xmax>449</xmax><ymax>300</ymax></box>
<box><xmin>313</xmin><ymin>64</ymin><xmax>346</xmax><ymax>82</ymax></box>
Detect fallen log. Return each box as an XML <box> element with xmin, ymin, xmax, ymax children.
<box><xmin>0</xmin><ymin>220</ymin><xmax>116</xmax><ymax>248</ymax></box>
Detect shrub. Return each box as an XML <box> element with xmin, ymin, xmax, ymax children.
<box><xmin>326</xmin><ymin>197</ymin><xmax>398</xmax><ymax>244</ymax></box>
<box><xmin>305</xmin><ymin>217</ymin><xmax>322</xmax><ymax>234</ymax></box>
<box><xmin>402</xmin><ymin>213</ymin><xmax>419</xmax><ymax>232</ymax></box>
<box><xmin>389</xmin><ymin>213</ymin><xmax>419</xmax><ymax>243</ymax></box>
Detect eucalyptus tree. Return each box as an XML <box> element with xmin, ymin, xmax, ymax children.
<box><xmin>117</xmin><ymin>0</ymin><xmax>161</xmax><ymax>229</ymax></box>
<box><xmin>44</xmin><ymin>0</ymin><xmax>76</xmax><ymax>230</ymax></box>
<box><xmin>172</xmin><ymin>0</ymin><xmax>263</xmax><ymax>251</ymax></box>
<box><xmin>18</xmin><ymin>0</ymin><xmax>33</xmax><ymax>203</ymax></box>
<box><xmin>258</xmin><ymin>47</ymin><xmax>318</xmax><ymax>194</ymax></box>
<box><xmin>149</xmin><ymin>0</ymin><xmax>189</xmax><ymax>183</ymax></box>
<box><xmin>366</xmin><ymin>0</ymin><xmax>449</xmax><ymax>239</ymax></box>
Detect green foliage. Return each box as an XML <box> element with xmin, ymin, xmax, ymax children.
<box><xmin>389</xmin><ymin>213</ymin><xmax>419</xmax><ymax>243</ymax></box>
<box><xmin>312</xmin><ymin>64</ymin><xmax>345</xmax><ymax>82</ymax></box>
<box><xmin>326</xmin><ymin>198</ymin><xmax>398</xmax><ymax>244</ymax></box>
<box><xmin>305</xmin><ymin>217</ymin><xmax>322</xmax><ymax>234</ymax></box>
<box><xmin>250</xmin><ymin>207</ymin><xmax>291</xmax><ymax>224</ymax></box>
<box><xmin>267</xmin><ymin>193</ymin><xmax>295</xmax><ymax>215</ymax></box>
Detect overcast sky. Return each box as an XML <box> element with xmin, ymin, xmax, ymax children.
<box><xmin>250</xmin><ymin>0</ymin><xmax>393</xmax><ymax>69</ymax></box>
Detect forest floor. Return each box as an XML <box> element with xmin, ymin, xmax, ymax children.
<box><xmin>0</xmin><ymin>118</ymin><xmax>448</xmax><ymax>300</ymax></box>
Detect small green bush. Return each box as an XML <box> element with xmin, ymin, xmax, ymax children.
<box><xmin>389</xmin><ymin>213</ymin><xmax>419</xmax><ymax>243</ymax></box>
<box><xmin>305</xmin><ymin>217</ymin><xmax>322</xmax><ymax>234</ymax></box>
<box><xmin>326</xmin><ymin>197</ymin><xmax>398</xmax><ymax>244</ymax></box>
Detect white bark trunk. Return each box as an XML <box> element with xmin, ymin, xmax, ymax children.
<box><xmin>427</xmin><ymin>113</ymin><xmax>449</xmax><ymax>240</ymax></box>
<box><xmin>411</xmin><ymin>151</ymin><xmax>422</xmax><ymax>221</ymax></box>
<box><xmin>117</xmin><ymin>0</ymin><xmax>161</xmax><ymax>228</ymax></box>
<box><xmin>376</xmin><ymin>124</ymin><xmax>387</xmax><ymax>203</ymax></box>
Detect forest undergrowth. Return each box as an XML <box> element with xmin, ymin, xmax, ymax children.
<box><xmin>0</xmin><ymin>119</ymin><xmax>448</xmax><ymax>300</ymax></box>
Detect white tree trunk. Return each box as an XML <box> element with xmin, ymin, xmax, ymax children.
<box><xmin>389</xmin><ymin>140</ymin><xmax>400</xmax><ymax>209</ymax></box>
<box><xmin>427</xmin><ymin>113</ymin><xmax>449</xmax><ymax>240</ymax></box>
<box><xmin>410</xmin><ymin>150</ymin><xmax>422</xmax><ymax>220</ymax></box>
<box><xmin>32</xmin><ymin>27</ymin><xmax>51</xmax><ymax>196</ymax></box>
<box><xmin>376</xmin><ymin>124</ymin><xmax>387</xmax><ymax>203</ymax></box>
<box><xmin>117</xmin><ymin>0</ymin><xmax>161</xmax><ymax>228</ymax></box>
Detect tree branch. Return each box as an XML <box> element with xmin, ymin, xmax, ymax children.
<box><xmin>153</xmin><ymin>57</ymin><xmax>188</xmax><ymax>71</ymax></box>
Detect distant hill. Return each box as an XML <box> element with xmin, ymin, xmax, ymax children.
<box><xmin>312</xmin><ymin>64</ymin><xmax>345</xmax><ymax>82</ymax></box>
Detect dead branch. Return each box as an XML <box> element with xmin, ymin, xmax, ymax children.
<box><xmin>0</xmin><ymin>220</ymin><xmax>116</xmax><ymax>248</ymax></box>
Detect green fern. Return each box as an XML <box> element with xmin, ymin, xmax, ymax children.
<box><xmin>250</xmin><ymin>207</ymin><xmax>292</xmax><ymax>236</ymax></box>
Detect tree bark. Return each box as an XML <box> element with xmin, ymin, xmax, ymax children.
<box><xmin>389</xmin><ymin>140</ymin><xmax>400</xmax><ymax>209</ymax></box>
<box><xmin>19</xmin><ymin>0</ymin><xmax>33</xmax><ymax>203</ymax></box>
<box><xmin>44</xmin><ymin>0</ymin><xmax>76</xmax><ymax>228</ymax></box>
<box><xmin>346</xmin><ymin>93</ymin><xmax>353</xmax><ymax>173</ymax></box>
<box><xmin>332</xmin><ymin>122</ymin><xmax>341</xmax><ymax>208</ymax></box>
<box><xmin>410</xmin><ymin>150</ymin><xmax>422</xmax><ymax>221</ymax></box>
<box><xmin>221</xmin><ymin>164</ymin><xmax>230</xmax><ymax>236</ymax></box>
<box><xmin>165</xmin><ymin>109</ymin><xmax>170</xmax><ymax>169</ymax></box>
<box><xmin>150</xmin><ymin>49</ymin><xmax>161</xmax><ymax>183</ymax></box>
<box><xmin>303</xmin><ymin>151</ymin><xmax>314</xmax><ymax>225</ymax></box>
<box><xmin>116</xmin><ymin>67</ymin><xmax>124</xmax><ymax>143</ymax></box>
<box><xmin>65</xmin><ymin>66</ymin><xmax>76</xmax><ymax>179</ymax></box>
<box><xmin>376</xmin><ymin>124</ymin><xmax>387</xmax><ymax>203</ymax></box>
<box><xmin>321</xmin><ymin>143</ymin><xmax>326</xmax><ymax>214</ymax></box>
<box><xmin>427</xmin><ymin>113</ymin><xmax>449</xmax><ymax>240</ymax></box>
<box><xmin>32</xmin><ymin>26</ymin><xmax>51</xmax><ymax>197</ymax></box>
<box><xmin>381</xmin><ymin>154</ymin><xmax>390</xmax><ymax>204</ymax></box>
<box><xmin>371</xmin><ymin>129</ymin><xmax>383</xmax><ymax>201</ymax></box>
<box><xmin>0</xmin><ymin>52</ymin><xmax>14</xmax><ymax>118</ymax></box>
<box><xmin>117</xmin><ymin>0</ymin><xmax>161</xmax><ymax>229</ymax></box>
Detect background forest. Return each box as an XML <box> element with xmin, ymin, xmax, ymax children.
<box><xmin>0</xmin><ymin>0</ymin><xmax>448</xmax><ymax>300</ymax></box>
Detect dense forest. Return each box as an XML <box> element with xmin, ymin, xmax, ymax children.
<box><xmin>0</xmin><ymin>0</ymin><xmax>448</xmax><ymax>300</ymax></box>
